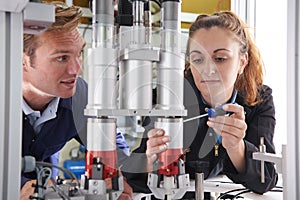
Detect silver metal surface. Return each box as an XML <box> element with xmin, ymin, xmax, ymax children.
<box><xmin>133</xmin><ymin>0</ymin><xmax>144</xmax><ymax>26</ymax></box>
<box><xmin>0</xmin><ymin>1</ymin><xmax>54</xmax><ymax>199</ymax></box>
<box><xmin>84</xmin><ymin>108</ymin><xmax>187</xmax><ymax>117</ymax></box>
<box><xmin>23</xmin><ymin>2</ymin><xmax>54</xmax><ymax>34</ymax></box>
<box><xmin>155</xmin><ymin>118</ymin><xmax>183</xmax><ymax>149</ymax></box>
<box><xmin>183</xmin><ymin>113</ymin><xmax>208</xmax><ymax>123</ymax></box>
<box><xmin>0</xmin><ymin>10</ymin><xmax>23</xmax><ymax>200</ymax></box>
<box><xmin>195</xmin><ymin>173</ymin><xmax>204</xmax><ymax>200</ymax></box>
<box><xmin>87</xmin><ymin>47</ymin><xmax>118</xmax><ymax>109</ymax></box>
<box><xmin>87</xmin><ymin>118</ymin><xmax>116</xmax><ymax>151</ymax></box>
<box><xmin>119</xmin><ymin>59</ymin><xmax>153</xmax><ymax>110</ymax></box>
<box><xmin>156</xmin><ymin>51</ymin><xmax>185</xmax><ymax>110</ymax></box>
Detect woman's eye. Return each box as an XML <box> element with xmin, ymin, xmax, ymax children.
<box><xmin>191</xmin><ymin>58</ymin><xmax>204</xmax><ymax>64</ymax></box>
<box><xmin>57</xmin><ymin>55</ymin><xmax>68</xmax><ymax>62</ymax></box>
<box><xmin>214</xmin><ymin>57</ymin><xmax>226</xmax><ymax>62</ymax></box>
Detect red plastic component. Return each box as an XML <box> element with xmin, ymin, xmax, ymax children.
<box><xmin>157</xmin><ymin>148</ymin><xmax>184</xmax><ymax>176</ymax></box>
<box><xmin>85</xmin><ymin>150</ymin><xmax>117</xmax><ymax>179</ymax></box>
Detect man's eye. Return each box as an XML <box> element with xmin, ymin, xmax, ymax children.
<box><xmin>57</xmin><ymin>55</ymin><xmax>68</xmax><ymax>62</ymax></box>
<box><xmin>78</xmin><ymin>50</ymin><xmax>83</xmax><ymax>58</ymax></box>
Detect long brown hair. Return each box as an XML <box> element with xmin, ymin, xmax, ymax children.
<box><xmin>185</xmin><ymin>11</ymin><xmax>264</xmax><ymax>106</ymax></box>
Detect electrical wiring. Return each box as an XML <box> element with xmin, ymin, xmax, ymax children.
<box><xmin>216</xmin><ymin>188</ymin><xmax>248</xmax><ymax>200</ymax></box>
<box><xmin>36</xmin><ymin>161</ymin><xmax>80</xmax><ymax>187</ymax></box>
<box><xmin>30</xmin><ymin>167</ymin><xmax>52</xmax><ymax>200</ymax></box>
<box><xmin>34</xmin><ymin>161</ymin><xmax>84</xmax><ymax>199</ymax></box>
<box><xmin>216</xmin><ymin>185</ymin><xmax>283</xmax><ymax>200</ymax></box>
<box><xmin>231</xmin><ymin>189</ymin><xmax>251</xmax><ymax>199</ymax></box>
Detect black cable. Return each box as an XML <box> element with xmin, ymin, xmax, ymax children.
<box><xmin>216</xmin><ymin>188</ymin><xmax>248</xmax><ymax>200</ymax></box>
<box><xmin>231</xmin><ymin>189</ymin><xmax>251</xmax><ymax>199</ymax></box>
<box><xmin>270</xmin><ymin>189</ymin><xmax>284</xmax><ymax>192</ymax></box>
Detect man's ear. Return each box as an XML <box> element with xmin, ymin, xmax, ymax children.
<box><xmin>23</xmin><ymin>53</ymin><xmax>30</xmax><ymax>71</ymax></box>
<box><xmin>239</xmin><ymin>52</ymin><xmax>248</xmax><ymax>75</ymax></box>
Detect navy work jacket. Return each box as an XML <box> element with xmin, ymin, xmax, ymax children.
<box><xmin>21</xmin><ymin>77</ymin><xmax>129</xmax><ymax>187</ymax></box>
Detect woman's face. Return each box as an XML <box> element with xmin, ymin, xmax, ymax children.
<box><xmin>188</xmin><ymin>27</ymin><xmax>247</xmax><ymax>106</ymax></box>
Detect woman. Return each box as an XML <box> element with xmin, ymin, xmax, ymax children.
<box><xmin>150</xmin><ymin>11</ymin><xmax>277</xmax><ymax>193</ymax></box>
<box><xmin>125</xmin><ymin>11</ymin><xmax>278</xmax><ymax>195</ymax></box>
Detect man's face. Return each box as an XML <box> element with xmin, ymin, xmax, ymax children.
<box><xmin>23</xmin><ymin>29</ymin><xmax>86</xmax><ymax>99</ymax></box>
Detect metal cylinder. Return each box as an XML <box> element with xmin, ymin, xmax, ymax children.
<box><xmin>155</xmin><ymin>118</ymin><xmax>183</xmax><ymax>148</ymax></box>
<box><xmin>156</xmin><ymin>51</ymin><xmax>184</xmax><ymax>110</ymax></box>
<box><xmin>88</xmin><ymin>0</ymin><xmax>118</xmax><ymax>109</ymax></box>
<box><xmin>86</xmin><ymin>118</ymin><xmax>117</xmax><ymax>178</ymax></box>
<box><xmin>132</xmin><ymin>0</ymin><xmax>144</xmax><ymax>26</ymax></box>
<box><xmin>87</xmin><ymin>118</ymin><xmax>116</xmax><ymax>151</ymax></box>
<box><xmin>87</xmin><ymin>47</ymin><xmax>118</xmax><ymax>109</ymax></box>
<box><xmin>131</xmin><ymin>0</ymin><xmax>146</xmax><ymax>44</ymax></box>
<box><xmin>195</xmin><ymin>173</ymin><xmax>204</xmax><ymax>200</ymax></box>
<box><xmin>156</xmin><ymin>0</ymin><xmax>184</xmax><ymax>110</ymax></box>
<box><xmin>92</xmin><ymin>0</ymin><xmax>115</xmax><ymax>48</ymax></box>
<box><xmin>155</xmin><ymin>118</ymin><xmax>183</xmax><ymax>175</ymax></box>
<box><xmin>119</xmin><ymin>59</ymin><xmax>153</xmax><ymax>109</ymax></box>
<box><xmin>93</xmin><ymin>25</ymin><xmax>114</xmax><ymax>48</ymax></box>
<box><xmin>160</xmin><ymin>0</ymin><xmax>181</xmax><ymax>52</ymax></box>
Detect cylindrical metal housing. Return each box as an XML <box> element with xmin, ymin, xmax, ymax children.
<box><xmin>87</xmin><ymin>118</ymin><xmax>116</xmax><ymax>151</ymax></box>
<box><xmin>88</xmin><ymin>0</ymin><xmax>118</xmax><ymax>109</ymax></box>
<box><xmin>155</xmin><ymin>118</ymin><xmax>183</xmax><ymax>176</ymax></box>
<box><xmin>132</xmin><ymin>0</ymin><xmax>144</xmax><ymax>26</ymax></box>
<box><xmin>156</xmin><ymin>0</ymin><xmax>184</xmax><ymax>110</ymax></box>
<box><xmin>119</xmin><ymin>59</ymin><xmax>153</xmax><ymax>109</ymax></box>
<box><xmin>195</xmin><ymin>173</ymin><xmax>204</xmax><ymax>200</ymax></box>
<box><xmin>85</xmin><ymin>118</ymin><xmax>117</xmax><ymax>179</ymax></box>
<box><xmin>92</xmin><ymin>0</ymin><xmax>115</xmax><ymax>48</ymax></box>
<box><xmin>160</xmin><ymin>0</ymin><xmax>181</xmax><ymax>52</ymax></box>
<box><xmin>155</xmin><ymin>118</ymin><xmax>183</xmax><ymax>148</ymax></box>
<box><xmin>87</xmin><ymin>47</ymin><xmax>118</xmax><ymax>109</ymax></box>
<box><xmin>156</xmin><ymin>51</ymin><xmax>184</xmax><ymax>110</ymax></box>
<box><xmin>93</xmin><ymin>25</ymin><xmax>114</xmax><ymax>48</ymax></box>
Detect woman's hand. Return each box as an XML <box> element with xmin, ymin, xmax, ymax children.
<box><xmin>146</xmin><ymin>128</ymin><xmax>170</xmax><ymax>171</ymax></box>
<box><xmin>207</xmin><ymin>103</ymin><xmax>247</xmax><ymax>172</ymax></box>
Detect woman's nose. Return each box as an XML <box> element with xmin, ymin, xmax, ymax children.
<box><xmin>202</xmin><ymin>59</ymin><xmax>216</xmax><ymax>75</ymax></box>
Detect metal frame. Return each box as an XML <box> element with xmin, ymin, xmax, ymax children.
<box><xmin>0</xmin><ymin>1</ymin><xmax>54</xmax><ymax>199</ymax></box>
<box><xmin>286</xmin><ymin>0</ymin><xmax>300</xmax><ymax>199</ymax></box>
<box><xmin>0</xmin><ymin>5</ymin><xmax>24</xmax><ymax>200</ymax></box>
<box><xmin>233</xmin><ymin>0</ymin><xmax>300</xmax><ymax>199</ymax></box>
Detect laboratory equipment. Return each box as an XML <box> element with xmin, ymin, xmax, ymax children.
<box><xmin>83</xmin><ymin>0</ymin><xmax>188</xmax><ymax>199</ymax></box>
<box><xmin>252</xmin><ymin>139</ymin><xmax>287</xmax><ymax>199</ymax></box>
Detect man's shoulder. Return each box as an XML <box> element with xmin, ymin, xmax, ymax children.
<box><xmin>75</xmin><ymin>77</ymin><xmax>88</xmax><ymax>94</ymax></box>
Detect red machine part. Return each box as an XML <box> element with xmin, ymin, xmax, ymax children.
<box><xmin>157</xmin><ymin>148</ymin><xmax>184</xmax><ymax>176</ymax></box>
<box><xmin>85</xmin><ymin>150</ymin><xmax>117</xmax><ymax>179</ymax></box>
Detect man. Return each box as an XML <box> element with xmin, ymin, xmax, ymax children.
<box><xmin>21</xmin><ymin>3</ymin><xmax>132</xmax><ymax>199</ymax></box>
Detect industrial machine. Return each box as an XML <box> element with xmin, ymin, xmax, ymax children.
<box><xmin>20</xmin><ymin>0</ymin><xmax>190</xmax><ymax>199</ymax></box>
<box><xmin>2</xmin><ymin>0</ymin><xmax>300</xmax><ymax>199</ymax></box>
<box><xmin>83</xmin><ymin>0</ymin><xmax>189</xmax><ymax>199</ymax></box>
